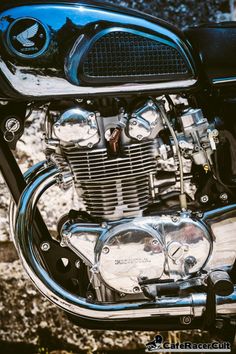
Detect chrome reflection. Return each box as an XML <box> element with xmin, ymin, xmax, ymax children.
<box><xmin>97</xmin><ymin>224</ymin><xmax>165</xmax><ymax>294</ymax></box>
<box><xmin>9</xmin><ymin>160</ymin><xmax>47</xmax><ymax>245</ymax></box>
<box><xmin>127</xmin><ymin>99</ymin><xmax>164</xmax><ymax>141</ymax></box>
<box><xmin>12</xmin><ymin>162</ymin><xmax>236</xmax><ymax>322</ymax></box>
<box><xmin>204</xmin><ymin>213</ymin><xmax>236</xmax><ymax>271</ymax></box>
<box><xmin>53</xmin><ymin>108</ymin><xmax>100</xmax><ymax>147</ymax></box>
<box><xmin>61</xmin><ymin>215</ymin><xmax>211</xmax><ymax>295</ymax></box>
<box><xmin>0</xmin><ymin>59</ymin><xmax>197</xmax><ymax>98</ymax></box>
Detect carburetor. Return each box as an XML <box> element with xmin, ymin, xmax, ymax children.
<box><xmin>177</xmin><ymin>108</ymin><xmax>219</xmax><ymax>168</ymax></box>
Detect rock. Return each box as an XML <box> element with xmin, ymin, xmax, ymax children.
<box><xmin>0</xmin><ymin>242</ymin><xmax>18</xmax><ymax>262</ymax></box>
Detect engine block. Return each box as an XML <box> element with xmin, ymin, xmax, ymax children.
<box><xmin>46</xmin><ymin>99</ymin><xmax>218</xmax><ymax>220</ymax></box>
<box><xmin>62</xmin><ymin>140</ymin><xmax>158</xmax><ymax>219</ymax></box>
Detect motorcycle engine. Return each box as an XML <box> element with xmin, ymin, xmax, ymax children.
<box><xmin>44</xmin><ymin>97</ymin><xmax>218</xmax><ymax>300</ymax></box>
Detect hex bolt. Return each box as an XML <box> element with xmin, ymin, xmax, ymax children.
<box><xmin>180</xmin><ymin>315</ymin><xmax>192</xmax><ymax>325</ymax></box>
<box><xmin>41</xmin><ymin>242</ymin><xmax>50</xmax><ymax>252</ymax></box>
<box><xmin>131</xmin><ymin>120</ymin><xmax>137</xmax><ymax>125</ymax></box>
<box><xmin>102</xmin><ymin>246</ymin><xmax>110</xmax><ymax>254</ymax></box>
<box><xmin>220</xmin><ymin>193</ymin><xmax>228</xmax><ymax>202</ymax></box>
<box><xmin>133</xmin><ymin>286</ymin><xmax>140</xmax><ymax>293</ymax></box>
<box><xmin>200</xmin><ymin>195</ymin><xmax>209</xmax><ymax>204</ymax></box>
<box><xmin>75</xmin><ymin>260</ymin><xmax>81</xmax><ymax>269</ymax></box>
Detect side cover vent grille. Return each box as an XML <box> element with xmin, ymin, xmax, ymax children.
<box><xmin>81</xmin><ymin>31</ymin><xmax>190</xmax><ymax>84</ymax></box>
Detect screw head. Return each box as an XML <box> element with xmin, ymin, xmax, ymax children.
<box><xmin>87</xmin><ymin>292</ymin><xmax>94</xmax><ymax>301</ymax></box>
<box><xmin>5</xmin><ymin>118</ymin><xmax>20</xmax><ymax>132</ymax></box>
<box><xmin>200</xmin><ymin>195</ymin><xmax>209</xmax><ymax>204</ymax></box>
<box><xmin>133</xmin><ymin>286</ymin><xmax>140</xmax><ymax>293</ymax></box>
<box><xmin>137</xmin><ymin>135</ymin><xmax>143</xmax><ymax>141</ymax></box>
<box><xmin>220</xmin><ymin>193</ymin><xmax>228</xmax><ymax>202</ymax></box>
<box><xmin>180</xmin><ymin>315</ymin><xmax>192</xmax><ymax>325</ymax></box>
<box><xmin>41</xmin><ymin>242</ymin><xmax>50</xmax><ymax>252</ymax></box>
<box><xmin>102</xmin><ymin>246</ymin><xmax>110</xmax><ymax>254</ymax></box>
<box><xmin>168</xmin><ymin>242</ymin><xmax>184</xmax><ymax>261</ymax></box>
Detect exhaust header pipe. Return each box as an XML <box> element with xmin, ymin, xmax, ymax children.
<box><xmin>13</xmin><ymin>163</ymin><xmax>236</xmax><ymax>325</ymax></box>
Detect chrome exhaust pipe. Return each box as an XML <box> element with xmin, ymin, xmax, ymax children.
<box><xmin>12</xmin><ymin>162</ymin><xmax>236</xmax><ymax>322</ymax></box>
<box><xmin>9</xmin><ymin>160</ymin><xmax>47</xmax><ymax>245</ymax></box>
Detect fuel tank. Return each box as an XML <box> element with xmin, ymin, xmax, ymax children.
<box><xmin>186</xmin><ymin>22</ymin><xmax>236</xmax><ymax>88</ymax></box>
<box><xmin>0</xmin><ymin>0</ymin><xmax>197</xmax><ymax>100</ymax></box>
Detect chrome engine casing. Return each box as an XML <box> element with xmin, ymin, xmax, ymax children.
<box><xmin>49</xmin><ymin>99</ymin><xmax>166</xmax><ymax>220</ymax></box>
<box><xmin>61</xmin><ymin>214</ymin><xmax>212</xmax><ymax>295</ymax></box>
<box><xmin>47</xmin><ymin>100</ymin><xmax>217</xmax><ymax>220</ymax></box>
<box><xmin>11</xmin><ymin>161</ymin><xmax>236</xmax><ymax>324</ymax></box>
<box><xmin>44</xmin><ymin>100</ymin><xmax>223</xmax><ymax>301</ymax></box>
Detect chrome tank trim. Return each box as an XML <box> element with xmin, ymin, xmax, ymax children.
<box><xmin>0</xmin><ymin>59</ymin><xmax>197</xmax><ymax>97</ymax></box>
<box><xmin>13</xmin><ymin>163</ymin><xmax>236</xmax><ymax>321</ymax></box>
<box><xmin>212</xmin><ymin>77</ymin><xmax>236</xmax><ymax>85</ymax></box>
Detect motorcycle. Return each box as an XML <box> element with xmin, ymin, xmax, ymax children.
<box><xmin>0</xmin><ymin>0</ymin><xmax>236</xmax><ymax>341</ymax></box>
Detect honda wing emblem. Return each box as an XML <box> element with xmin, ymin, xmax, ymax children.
<box><xmin>16</xmin><ymin>23</ymin><xmax>39</xmax><ymax>47</ymax></box>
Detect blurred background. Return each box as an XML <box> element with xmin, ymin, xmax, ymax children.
<box><xmin>106</xmin><ymin>0</ymin><xmax>234</xmax><ymax>27</ymax></box>
<box><xmin>0</xmin><ymin>1</ymin><xmax>235</xmax><ymax>353</ymax></box>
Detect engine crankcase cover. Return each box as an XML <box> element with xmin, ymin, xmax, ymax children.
<box><xmin>96</xmin><ymin>216</ymin><xmax>211</xmax><ymax>294</ymax></box>
<box><xmin>97</xmin><ymin>224</ymin><xmax>164</xmax><ymax>294</ymax></box>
